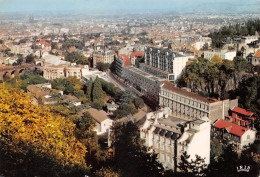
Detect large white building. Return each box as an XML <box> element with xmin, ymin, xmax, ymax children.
<box><xmin>204</xmin><ymin>49</ymin><xmax>236</xmax><ymax>61</ymax></box>
<box><xmin>159</xmin><ymin>81</ymin><xmax>238</xmax><ymax>123</ymax></box>
<box><xmin>93</xmin><ymin>49</ymin><xmax>114</xmax><ymax>67</ymax></box>
<box><xmin>140</xmin><ymin>107</ymin><xmax>211</xmax><ymax>171</ymax></box>
<box><xmin>141</xmin><ymin>47</ymin><xmax>189</xmax><ymax>82</ymax></box>
<box><xmin>43</xmin><ymin>63</ymin><xmax>89</xmax><ymax>80</ymax></box>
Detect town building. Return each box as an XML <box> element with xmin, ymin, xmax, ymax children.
<box><xmin>107</xmin><ymin>102</ymin><xmax>119</xmax><ymax>114</ymax></box>
<box><xmin>250</xmin><ymin>49</ymin><xmax>260</xmax><ymax>66</ymax></box>
<box><xmin>130</xmin><ymin>52</ymin><xmax>143</xmax><ymax>65</ymax></box>
<box><xmin>140</xmin><ymin>107</ymin><xmax>211</xmax><ymax>171</ymax></box>
<box><xmin>122</xmin><ymin>66</ymin><xmax>165</xmax><ymax>103</ymax></box>
<box><xmin>141</xmin><ymin>47</ymin><xmax>188</xmax><ymax>82</ymax></box>
<box><xmin>27</xmin><ymin>83</ymin><xmax>57</xmax><ymax>105</ymax></box>
<box><xmin>93</xmin><ymin>49</ymin><xmax>114</xmax><ymax>67</ymax></box>
<box><xmin>226</xmin><ymin>107</ymin><xmax>257</xmax><ymax>129</ymax></box>
<box><xmin>212</xmin><ymin>119</ymin><xmax>256</xmax><ymax>150</ymax></box>
<box><xmin>204</xmin><ymin>49</ymin><xmax>236</xmax><ymax>61</ymax></box>
<box><xmin>43</xmin><ymin>63</ymin><xmax>89</xmax><ymax>80</ymax></box>
<box><xmin>88</xmin><ymin>108</ymin><xmax>114</xmax><ymax>135</ymax></box>
<box><xmin>114</xmin><ymin>54</ymin><xmax>131</xmax><ymax>77</ymax></box>
<box><xmin>159</xmin><ymin>81</ymin><xmax>238</xmax><ymax>123</ymax></box>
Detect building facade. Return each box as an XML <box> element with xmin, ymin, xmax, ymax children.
<box><xmin>140</xmin><ymin>108</ymin><xmax>211</xmax><ymax>171</ymax></box>
<box><xmin>122</xmin><ymin>66</ymin><xmax>164</xmax><ymax>103</ymax></box>
<box><xmin>251</xmin><ymin>49</ymin><xmax>260</xmax><ymax>66</ymax></box>
<box><xmin>141</xmin><ymin>47</ymin><xmax>188</xmax><ymax>82</ymax></box>
<box><xmin>43</xmin><ymin>64</ymin><xmax>89</xmax><ymax>80</ymax></box>
<box><xmin>204</xmin><ymin>49</ymin><xmax>236</xmax><ymax>61</ymax></box>
<box><xmin>227</xmin><ymin>107</ymin><xmax>257</xmax><ymax>129</ymax></box>
<box><xmin>159</xmin><ymin>81</ymin><xmax>238</xmax><ymax>123</ymax></box>
<box><xmin>114</xmin><ymin>54</ymin><xmax>131</xmax><ymax>78</ymax></box>
<box><xmin>93</xmin><ymin>49</ymin><xmax>114</xmax><ymax>67</ymax></box>
<box><xmin>212</xmin><ymin>119</ymin><xmax>256</xmax><ymax>150</ymax></box>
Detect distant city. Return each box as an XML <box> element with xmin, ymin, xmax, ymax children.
<box><xmin>0</xmin><ymin>1</ymin><xmax>259</xmax><ymax>177</ymax></box>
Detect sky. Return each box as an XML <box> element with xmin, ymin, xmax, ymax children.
<box><xmin>0</xmin><ymin>0</ymin><xmax>259</xmax><ymax>13</ymax></box>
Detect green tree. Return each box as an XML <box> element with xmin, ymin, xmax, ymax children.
<box><xmin>133</xmin><ymin>97</ymin><xmax>145</xmax><ymax>109</ymax></box>
<box><xmin>75</xmin><ymin>112</ymin><xmax>103</xmax><ymax>169</ymax></box>
<box><xmin>111</xmin><ymin>122</ymin><xmax>164</xmax><ymax>177</ymax></box>
<box><xmin>92</xmin><ymin>78</ymin><xmax>105</xmax><ymax>101</ymax></box>
<box><xmin>91</xmin><ymin>99</ymin><xmax>105</xmax><ymax>110</ymax></box>
<box><xmin>25</xmin><ymin>54</ymin><xmax>35</xmax><ymax>63</ymax></box>
<box><xmin>207</xmin><ymin>145</ymin><xmax>238</xmax><ymax>177</ymax></box>
<box><xmin>96</xmin><ymin>62</ymin><xmax>110</xmax><ymax>72</ymax></box>
<box><xmin>85</xmin><ymin>78</ymin><xmax>93</xmax><ymax>101</ymax></box>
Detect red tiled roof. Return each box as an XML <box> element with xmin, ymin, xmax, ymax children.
<box><xmin>20</xmin><ymin>43</ymin><xmax>27</xmax><ymax>46</ymax></box>
<box><xmin>213</xmin><ymin>119</ymin><xmax>248</xmax><ymax>137</ymax></box>
<box><xmin>253</xmin><ymin>50</ymin><xmax>260</xmax><ymax>58</ymax></box>
<box><xmin>162</xmin><ymin>81</ymin><xmax>218</xmax><ymax>103</ymax></box>
<box><xmin>44</xmin><ymin>42</ymin><xmax>51</xmax><ymax>47</ymax></box>
<box><xmin>232</xmin><ymin>107</ymin><xmax>253</xmax><ymax>116</ymax></box>
<box><xmin>118</xmin><ymin>54</ymin><xmax>131</xmax><ymax>67</ymax></box>
<box><xmin>40</xmin><ymin>39</ymin><xmax>46</xmax><ymax>42</ymax></box>
<box><xmin>131</xmin><ymin>52</ymin><xmax>143</xmax><ymax>59</ymax></box>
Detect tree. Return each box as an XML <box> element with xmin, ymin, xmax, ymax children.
<box><xmin>210</xmin><ymin>137</ymin><xmax>224</xmax><ymax>162</ymax></box>
<box><xmin>25</xmin><ymin>54</ymin><xmax>35</xmax><ymax>63</ymax></box>
<box><xmin>13</xmin><ymin>55</ymin><xmax>23</xmax><ymax>66</ymax></box>
<box><xmin>133</xmin><ymin>97</ymin><xmax>144</xmax><ymax>109</ymax></box>
<box><xmin>207</xmin><ymin>145</ymin><xmax>238</xmax><ymax>177</ymax></box>
<box><xmin>111</xmin><ymin>122</ymin><xmax>164</xmax><ymax>177</ymax></box>
<box><xmin>0</xmin><ymin>88</ymin><xmax>89</xmax><ymax>176</ymax></box>
<box><xmin>65</xmin><ymin>51</ymin><xmax>89</xmax><ymax>65</ymax></box>
<box><xmin>233</xmin><ymin>56</ymin><xmax>249</xmax><ymax>71</ymax></box>
<box><xmin>92</xmin><ymin>78</ymin><xmax>105</xmax><ymax>101</ymax></box>
<box><xmin>91</xmin><ymin>99</ymin><xmax>105</xmax><ymax>110</ymax></box>
<box><xmin>178</xmin><ymin>152</ymin><xmax>207</xmax><ymax>177</ymax></box>
<box><xmin>113</xmin><ymin>103</ymin><xmax>137</xmax><ymax>118</ymax></box>
<box><xmin>211</xmin><ymin>55</ymin><xmax>223</xmax><ymax>64</ymax></box>
<box><xmin>75</xmin><ymin>112</ymin><xmax>104</xmax><ymax>169</ymax></box>
<box><xmin>94</xmin><ymin>168</ymin><xmax>119</xmax><ymax>177</ymax></box>
<box><xmin>119</xmin><ymin>90</ymin><xmax>133</xmax><ymax>104</ymax></box>
<box><xmin>85</xmin><ymin>78</ymin><xmax>93</xmax><ymax>101</ymax></box>
<box><xmin>96</xmin><ymin>62</ymin><xmax>110</xmax><ymax>72</ymax></box>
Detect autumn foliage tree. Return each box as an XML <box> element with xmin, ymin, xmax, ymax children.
<box><xmin>211</xmin><ymin>55</ymin><xmax>223</xmax><ymax>64</ymax></box>
<box><xmin>0</xmin><ymin>88</ymin><xmax>89</xmax><ymax>176</ymax></box>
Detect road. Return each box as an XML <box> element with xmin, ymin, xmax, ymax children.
<box><xmin>107</xmin><ymin>70</ymin><xmax>127</xmax><ymax>91</ymax></box>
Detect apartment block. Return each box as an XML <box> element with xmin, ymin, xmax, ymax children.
<box><xmin>159</xmin><ymin>81</ymin><xmax>238</xmax><ymax>123</ymax></box>
<box><xmin>122</xmin><ymin>66</ymin><xmax>164</xmax><ymax>103</ymax></box>
<box><xmin>140</xmin><ymin>107</ymin><xmax>211</xmax><ymax>171</ymax></box>
<box><xmin>141</xmin><ymin>47</ymin><xmax>188</xmax><ymax>82</ymax></box>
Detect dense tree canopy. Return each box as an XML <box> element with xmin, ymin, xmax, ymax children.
<box><xmin>65</xmin><ymin>51</ymin><xmax>90</xmax><ymax>65</ymax></box>
<box><xmin>96</xmin><ymin>62</ymin><xmax>111</xmax><ymax>72</ymax></box>
<box><xmin>209</xmin><ymin>20</ymin><xmax>260</xmax><ymax>48</ymax></box>
<box><xmin>0</xmin><ymin>88</ymin><xmax>89</xmax><ymax>176</ymax></box>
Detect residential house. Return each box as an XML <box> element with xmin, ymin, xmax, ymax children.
<box><xmin>212</xmin><ymin>119</ymin><xmax>256</xmax><ymax>150</ymax></box>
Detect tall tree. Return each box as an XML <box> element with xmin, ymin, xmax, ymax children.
<box><xmin>92</xmin><ymin>78</ymin><xmax>105</xmax><ymax>101</ymax></box>
<box><xmin>86</xmin><ymin>78</ymin><xmax>93</xmax><ymax>101</ymax></box>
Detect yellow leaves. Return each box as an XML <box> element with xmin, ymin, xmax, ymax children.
<box><xmin>0</xmin><ymin>88</ymin><xmax>88</xmax><ymax>169</ymax></box>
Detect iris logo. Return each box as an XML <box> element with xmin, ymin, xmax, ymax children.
<box><xmin>236</xmin><ymin>165</ymin><xmax>250</xmax><ymax>172</ymax></box>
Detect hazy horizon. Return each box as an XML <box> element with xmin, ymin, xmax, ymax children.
<box><xmin>0</xmin><ymin>0</ymin><xmax>260</xmax><ymax>14</ymax></box>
